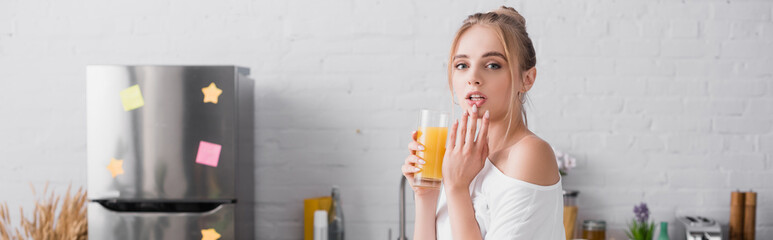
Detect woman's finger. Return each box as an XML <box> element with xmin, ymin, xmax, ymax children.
<box><xmin>477</xmin><ymin>110</ymin><xmax>490</xmax><ymax>146</ymax></box>
<box><xmin>466</xmin><ymin>105</ymin><xmax>478</xmax><ymax>145</ymax></box>
<box><xmin>447</xmin><ymin>119</ymin><xmax>458</xmax><ymax>149</ymax></box>
<box><xmin>405</xmin><ymin>155</ymin><xmax>426</xmax><ymax>165</ymax></box>
<box><xmin>402</xmin><ymin>164</ymin><xmax>421</xmax><ymax>174</ymax></box>
<box><xmin>456</xmin><ymin>111</ymin><xmax>468</xmax><ymax>147</ymax></box>
<box><xmin>408</xmin><ymin>141</ymin><xmax>425</xmax><ymax>154</ymax></box>
<box><xmin>481</xmin><ymin>138</ymin><xmax>489</xmax><ymax>160</ymax></box>
<box><xmin>408</xmin><ymin>131</ymin><xmax>421</xmax><ymax>154</ymax></box>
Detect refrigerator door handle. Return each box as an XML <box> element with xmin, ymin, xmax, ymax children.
<box><xmin>92</xmin><ymin>200</ymin><xmax>235</xmax><ymax>214</ymax></box>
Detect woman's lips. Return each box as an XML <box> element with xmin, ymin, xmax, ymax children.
<box><xmin>465</xmin><ymin>98</ymin><xmax>486</xmax><ymax>108</ymax></box>
<box><xmin>464</xmin><ymin>91</ymin><xmax>487</xmax><ymax>108</ymax></box>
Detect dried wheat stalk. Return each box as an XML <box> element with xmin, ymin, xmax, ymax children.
<box><xmin>0</xmin><ymin>183</ymin><xmax>87</xmax><ymax>240</ymax></box>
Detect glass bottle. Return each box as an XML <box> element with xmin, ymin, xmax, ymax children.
<box><xmin>581</xmin><ymin>220</ymin><xmax>606</xmax><ymax>240</ymax></box>
<box><xmin>328</xmin><ymin>186</ymin><xmax>344</xmax><ymax>240</ymax></box>
<box><xmin>563</xmin><ymin>190</ymin><xmax>580</xmax><ymax>239</ymax></box>
<box><xmin>658</xmin><ymin>221</ymin><xmax>669</xmax><ymax>240</ymax></box>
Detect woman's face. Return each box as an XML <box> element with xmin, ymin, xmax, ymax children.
<box><xmin>451</xmin><ymin>25</ymin><xmax>515</xmax><ymax>121</ymax></box>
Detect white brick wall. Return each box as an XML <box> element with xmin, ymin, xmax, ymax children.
<box><xmin>0</xmin><ymin>0</ymin><xmax>771</xmax><ymax>239</ymax></box>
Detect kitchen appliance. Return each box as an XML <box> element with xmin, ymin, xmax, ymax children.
<box><xmin>87</xmin><ymin>65</ymin><xmax>254</xmax><ymax>239</ymax></box>
<box><xmin>677</xmin><ymin>216</ymin><xmax>722</xmax><ymax>240</ymax></box>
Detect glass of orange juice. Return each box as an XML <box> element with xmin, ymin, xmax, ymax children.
<box><xmin>414</xmin><ymin>109</ymin><xmax>449</xmax><ymax>188</ymax></box>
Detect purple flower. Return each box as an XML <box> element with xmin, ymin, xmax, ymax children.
<box><xmin>633</xmin><ymin>202</ymin><xmax>649</xmax><ymax>223</ymax></box>
<box><xmin>565</xmin><ymin>156</ymin><xmax>577</xmax><ymax>169</ymax></box>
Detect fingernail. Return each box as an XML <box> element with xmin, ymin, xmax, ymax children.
<box><xmin>472</xmin><ymin>104</ymin><xmax>478</xmax><ymax>113</ymax></box>
<box><xmin>417</xmin><ymin>145</ymin><xmax>424</xmax><ymax>150</ymax></box>
<box><xmin>418</xmin><ymin>158</ymin><xmax>426</xmax><ymax>164</ymax></box>
<box><xmin>484</xmin><ymin>110</ymin><xmax>490</xmax><ymax>119</ymax></box>
<box><xmin>414</xmin><ymin>167</ymin><xmax>421</xmax><ymax>172</ymax></box>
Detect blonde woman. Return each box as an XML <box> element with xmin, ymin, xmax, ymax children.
<box><xmin>401</xmin><ymin>6</ymin><xmax>565</xmax><ymax>239</ymax></box>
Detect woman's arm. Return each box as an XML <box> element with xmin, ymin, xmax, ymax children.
<box><xmin>413</xmin><ymin>191</ymin><xmax>440</xmax><ymax>240</ymax></box>
<box><xmin>446</xmin><ymin>186</ymin><xmax>483</xmax><ymax>240</ymax></box>
<box><xmin>442</xmin><ymin>107</ymin><xmax>489</xmax><ymax>240</ymax></box>
<box><xmin>403</xmin><ymin>131</ymin><xmax>441</xmax><ymax>240</ymax></box>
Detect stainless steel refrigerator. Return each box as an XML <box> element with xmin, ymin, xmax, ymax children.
<box><xmin>87</xmin><ymin>65</ymin><xmax>255</xmax><ymax>240</ymax></box>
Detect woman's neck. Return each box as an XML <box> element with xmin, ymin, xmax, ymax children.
<box><xmin>480</xmin><ymin>114</ymin><xmax>531</xmax><ymax>154</ymax></box>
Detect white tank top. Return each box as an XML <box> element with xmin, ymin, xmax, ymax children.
<box><xmin>435</xmin><ymin>158</ymin><xmax>565</xmax><ymax>240</ymax></box>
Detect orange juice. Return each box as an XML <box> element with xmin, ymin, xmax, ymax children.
<box><xmin>415</xmin><ymin>126</ymin><xmax>447</xmax><ymax>187</ymax></box>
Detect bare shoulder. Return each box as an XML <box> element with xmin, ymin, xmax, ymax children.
<box><xmin>498</xmin><ymin>135</ymin><xmax>560</xmax><ymax>186</ymax></box>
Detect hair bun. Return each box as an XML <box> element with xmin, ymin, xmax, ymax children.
<box><xmin>494</xmin><ymin>6</ymin><xmax>526</xmax><ymax>26</ymax></box>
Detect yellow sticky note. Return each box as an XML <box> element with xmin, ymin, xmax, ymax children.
<box><xmin>120</xmin><ymin>84</ymin><xmax>145</xmax><ymax>111</ymax></box>
<box><xmin>201</xmin><ymin>228</ymin><xmax>221</xmax><ymax>240</ymax></box>
<box><xmin>106</xmin><ymin>158</ymin><xmax>124</xmax><ymax>178</ymax></box>
<box><xmin>202</xmin><ymin>82</ymin><xmax>222</xmax><ymax>104</ymax></box>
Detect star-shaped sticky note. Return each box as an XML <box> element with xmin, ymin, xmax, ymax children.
<box><xmin>201</xmin><ymin>228</ymin><xmax>221</xmax><ymax>240</ymax></box>
<box><xmin>120</xmin><ymin>84</ymin><xmax>145</xmax><ymax>111</ymax></box>
<box><xmin>202</xmin><ymin>82</ymin><xmax>222</xmax><ymax>104</ymax></box>
<box><xmin>106</xmin><ymin>158</ymin><xmax>124</xmax><ymax>178</ymax></box>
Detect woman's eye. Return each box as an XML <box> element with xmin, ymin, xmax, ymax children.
<box><xmin>455</xmin><ymin>63</ymin><xmax>468</xmax><ymax>70</ymax></box>
<box><xmin>486</xmin><ymin>63</ymin><xmax>501</xmax><ymax>69</ymax></box>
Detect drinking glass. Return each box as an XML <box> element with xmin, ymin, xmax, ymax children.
<box><xmin>414</xmin><ymin>109</ymin><xmax>449</xmax><ymax>188</ymax></box>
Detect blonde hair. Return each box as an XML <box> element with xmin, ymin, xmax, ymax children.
<box><xmin>447</xmin><ymin>6</ymin><xmax>537</xmax><ymax>142</ymax></box>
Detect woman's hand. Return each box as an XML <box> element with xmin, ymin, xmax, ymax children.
<box><xmin>442</xmin><ymin>105</ymin><xmax>490</xmax><ymax>192</ymax></box>
<box><xmin>402</xmin><ymin>131</ymin><xmax>441</xmax><ymax>197</ymax></box>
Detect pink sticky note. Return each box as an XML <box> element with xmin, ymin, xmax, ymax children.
<box><xmin>196</xmin><ymin>141</ymin><xmax>222</xmax><ymax>167</ymax></box>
